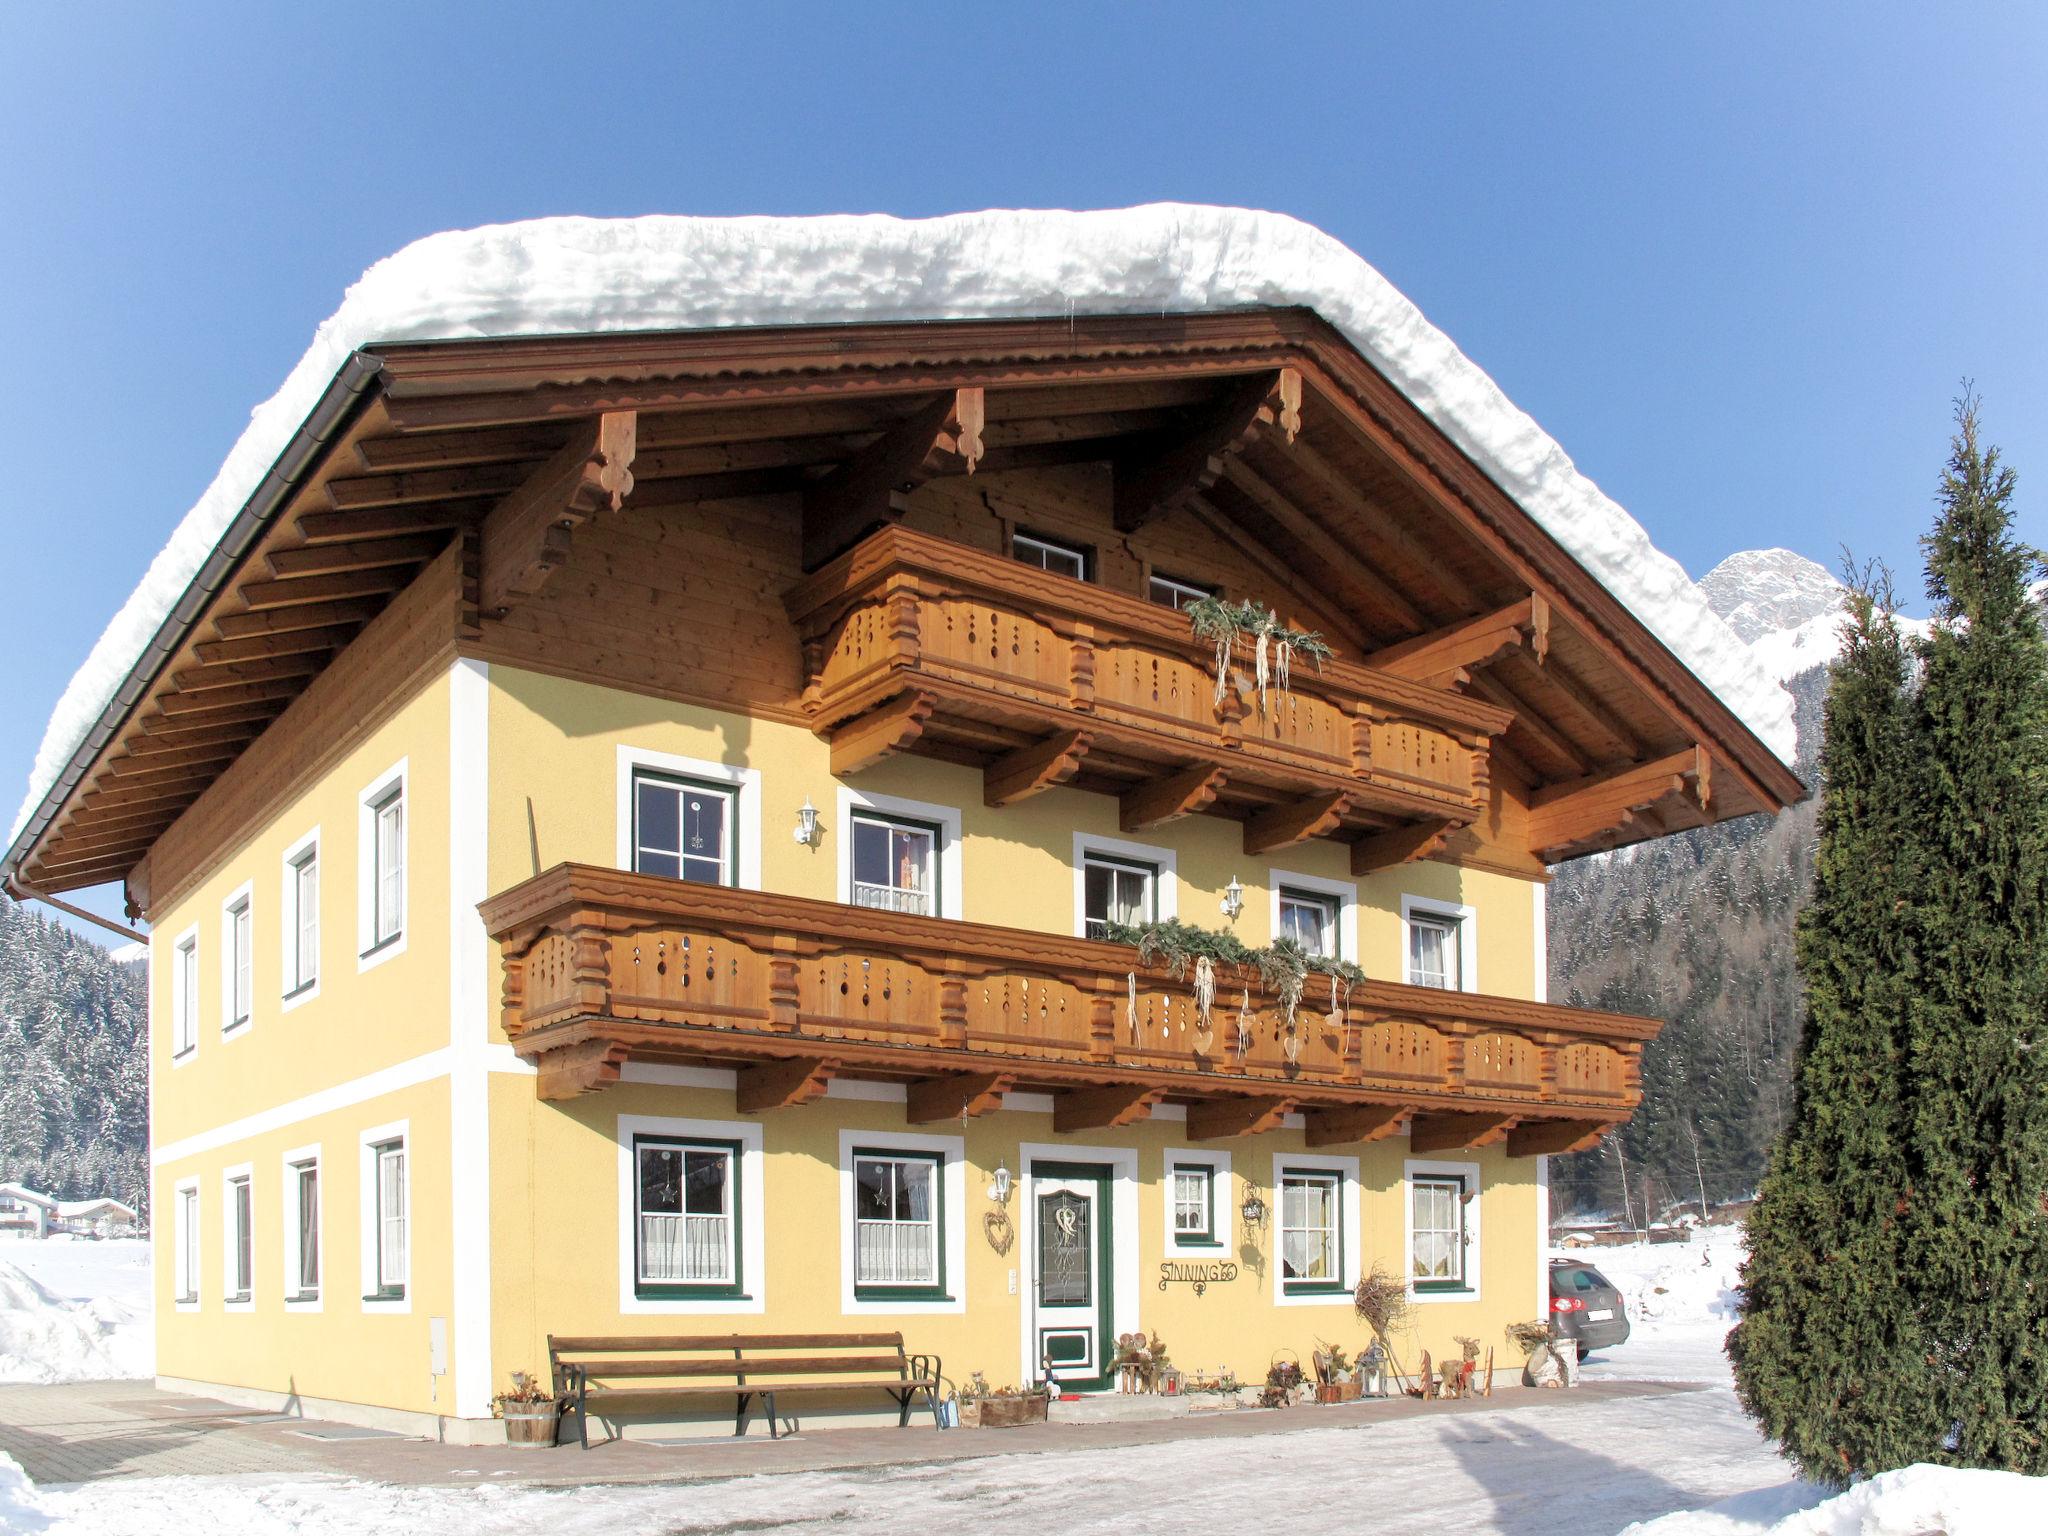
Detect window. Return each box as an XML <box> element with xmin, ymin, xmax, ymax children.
<box><xmin>633</xmin><ymin>773</ymin><xmax>736</xmax><ymax>886</ymax></box>
<box><xmin>1171</xmin><ymin>1163</ymin><xmax>1218</xmax><ymax>1247</ymax></box>
<box><xmin>284</xmin><ymin>843</ymin><xmax>318</xmax><ymax>997</ymax></box>
<box><xmin>172</xmin><ymin>933</ymin><xmax>199</xmax><ymax>1059</ymax></box>
<box><xmin>225</xmin><ymin>1173</ymin><xmax>253</xmax><ymax>1303</ymax></box>
<box><xmin>1407</xmin><ymin>911</ymin><xmax>1461</xmax><ymax>990</ymax></box>
<box><xmin>371</xmin><ymin>1140</ymin><xmax>407</xmax><ymax>1298</ymax></box>
<box><xmin>850</xmin><ymin>813</ymin><xmax>937</xmax><ymax>916</ymax></box>
<box><xmin>853</xmin><ymin>1150</ymin><xmax>945</xmax><ymax>1298</ymax></box>
<box><xmin>1011</xmin><ymin>530</ymin><xmax>1089</xmax><ymax>580</ymax></box>
<box><xmin>1411</xmin><ymin>1175</ymin><xmax>1468</xmax><ymax>1289</ymax></box>
<box><xmin>1278</xmin><ymin>888</ymin><xmax>1339</xmax><ymax>958</ymax></box>
<box><xmin>1082</xmin><ymin>854</ymin><xmax>1156</xmax><ymax>940</ymax></box>
<box><xmin>369</xmin><ymin>785</ymin><xmax>404</xmax><ymax>951</ymax></box>
<box><xmin>174</xmin><ymin>1183</ymin><xmax>200</xmax><ymax>1304</ymax></box>
<box><xmin>286</xmin><ymin>1158</ymin><xmax>320</xmax><ymax>1302</ymax></box>
<box><xmin>223</xmin><ymin>892</ymin><xmax>252</xmax><ymax>1031</ymax></box>
<box><xmin>634</xmin><ymin>1137</ymin><xmax>739</xmax><ymax>1297</ymax></box>
<box><xmin>1148</xmin><ymin>572</ymin><xmax>1213</xmax><ymax>611</ymax></box>
<box><xmin>1279</xmin><ymin>1168</ymin><xmax>1343</xmax><ymax>1293</ymax></box>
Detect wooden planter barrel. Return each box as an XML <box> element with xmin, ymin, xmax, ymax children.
<box><xmin>961</xmin><ymin>1394</ymin><xmax>1049</xmax><ymax>1428</ymax></box>
<box><xmin>502</xmin><ymin>1406</ymin><xmax>559</xmax><ymax>1447</ymax></box>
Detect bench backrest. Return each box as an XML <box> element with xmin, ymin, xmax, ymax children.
<box><xmin>549</xmin><ymin>1332</ymin><xmax>913</xmax><ymax>1383</ymax></box>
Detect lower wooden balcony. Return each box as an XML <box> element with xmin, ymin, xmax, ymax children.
<box><xmin>481</xmin><ymin>865</ymin><xmax>1658</xmax><ymax>1156</ymax></box>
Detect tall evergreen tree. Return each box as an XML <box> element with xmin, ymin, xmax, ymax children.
<box><xmin>1729</xmin><ymin>570</ymin><xmax>1926</xmax><ymax>1484</ymax></box>
<box><xmin>1896</xmin><ymin>397</ymin><xmax>2048</xmax><ymax>1471</ymax></box>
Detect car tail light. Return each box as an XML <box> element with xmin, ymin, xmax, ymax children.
<box><xmin>1552</xmin><ymin>1295</ymin><xmax>1584</xmax><ymax>1314</ymax></box>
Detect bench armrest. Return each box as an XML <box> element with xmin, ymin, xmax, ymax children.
<box><xmin>907</xmin><ymin>1352</ymin><xmax>941</xmax><ymax>1390</ymax></box>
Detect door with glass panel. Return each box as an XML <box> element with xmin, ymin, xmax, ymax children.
<box><xmin>1029</xmin><ymin>1161</ymin><xmax>1112</xmax><ymax>1390</ymax></box>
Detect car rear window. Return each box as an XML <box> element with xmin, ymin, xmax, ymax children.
<box><xmin>1551</xmin><ymin>1265</ymin><xmax>1614</xmax><ymax>1293</ymax></box>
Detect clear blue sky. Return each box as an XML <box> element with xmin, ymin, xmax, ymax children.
<box><xmin>3</xmin><ymin>2</ymin><xmax>2043</xmax><ymax>937</ymax></box>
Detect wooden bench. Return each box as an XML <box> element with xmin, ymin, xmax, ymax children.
<box><xmin>547</xmin><ymin>1332</ymin><xmax>943</xmax><ymax>1446</ymax></box>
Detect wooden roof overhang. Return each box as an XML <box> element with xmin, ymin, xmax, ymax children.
<box><xmin>3</xmin><ymin>306</ymin><xmax>1805</xmax><ymax>909</ymax></box>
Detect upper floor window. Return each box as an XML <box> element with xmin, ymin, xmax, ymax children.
<box><xmin>1277</xmin><ymin>888</ymin><xmax>1339</xmax><ymax>959</ymax></box>
<box><xmin>284</xmin><ymin>842</ymin><xmax>319</xmax><ymax>998</ymax></box>
<box><xmin>369</xmin><ymin>786</ymin><xmax>405</xmax><ymax>951</ymax></box>
<box><xmin>1011</xmin><ymin>530</ymin><xmax>1089</xmax><ymax>581</ymax></box>
<box><xmin>1407</xmin><ymin>909</ymin><xmax>1463</xmax><ymax>990</ymax></box>
<box><xmin>172</xmin><ymin>933</ymin><xmax>199</xmax><ymax>1059</ymax></box>
<box><xmin>223</xmin><ymin>892</ymin><xmax>252</xmax><ymax>1033</ymax></box>
<box><xmin>1148</xmin><ymin>573</ymin><xmax>1213</xmax><ymax>611</ymax></box>
<box><xmin>634</xmin><ymin>772</ymin><xmax>735</xmax><ymax>886</ymax></box>
<box><xmin>1082</xmin><ymin>853</ymin><xmax>1156</xmax><ymax>941</ymax></box>
<box><xmin>850</xmin><ymin>812</ymin><xmax>938</xmax><ymax>916</ymax></box>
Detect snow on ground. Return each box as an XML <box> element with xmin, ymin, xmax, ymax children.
<box><xmin>1620</xmin><ymin>1463</ymin><xmax>2046</xmax><ymax>1535</ymax></box>
<box><xmin>14</xmin><ymin>204</ymin><xmax>1796</xmax><ymax>845</ymax></box>
<box><xmin>1563</xmin><ymin>1224</ymin><xmax>1747</xmax><ymax>1388</ymax></box>
<box><xmin>0</xmin><ymin>1239</ymin><xmax>151</xmax><ymax>1384</ymax></box>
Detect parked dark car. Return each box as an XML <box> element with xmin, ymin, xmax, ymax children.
<box><xmin>1549</xmin><ymin>1258</ymin><xmax>1631</xmax><ymax>1356</ymax></box>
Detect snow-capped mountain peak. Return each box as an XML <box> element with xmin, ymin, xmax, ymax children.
<box><xmin>1697</xmin><ymin>549</ymin><xmax>1844</xmax><ymax>644</ymax></box>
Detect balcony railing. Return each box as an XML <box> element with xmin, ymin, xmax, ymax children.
<box><xmin>482</xmin><ymin>865</ymin><xmax>1656</xmax><ymax>1155</ymax></box>
<box><xmin>782</xmin><ymin>528</ymin><xmax>1513</xmax><ymax>854</ymax></box>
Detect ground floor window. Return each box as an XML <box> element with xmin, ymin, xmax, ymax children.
<box><xmin>286</xmin><ymin>1158</ymin><xmax>320</xmax><ymax>1301</ymax></box>
<box><xmin>1279</xmin><ymin>1168</ymin><xmax>1343</xmax><ymax>1293</ymax></box>
<box><xmin>635</xmin><ymin>1136</ymin><xmax>740</xmax><ymax>1297</ymax></box>
<box><xmin>852</xmin><ymin>1150</ymin><xmax>944</xmax><ymax>1297</ymax></box>
<box><xmin>372</xmin><ymin>1140</ymin><xmax>407</xmax><ymax>1298</ymax></box>
<box><xmin>1171</xmin><ymin>1163</ymin><xmax>1218</xmax><ymax>1246</ymax></box>
<box><xmin>174</xmin><ymin>1183</ymin><xmax>200</xmax><ymax>1304</ymax></box>
<box><xmin>1410</xmin><ymin>1173</ymin><xmax>1469</xmax><ymax>1289</ymax></box>
<box><xmin>225</xmin><ymin>1173</ymin><xmax>253</xmax><ymax>1303</ymax></box>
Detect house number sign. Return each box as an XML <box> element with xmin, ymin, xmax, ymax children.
<box><xmin>1158</xmin><ymin>1259</ymin><xmax>1238</xmax><ymax>1296</ymax></box>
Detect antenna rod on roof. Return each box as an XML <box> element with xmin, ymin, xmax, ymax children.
<box><xmin>4</xmin><ymin>880</ymin><xmax>147</xmax><ymax>945</ymax></box>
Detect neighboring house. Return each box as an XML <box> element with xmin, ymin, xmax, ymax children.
<box><xmin>54</xmin><ymin>1198</ymin><xmax>142</xmax><ymax>1238</ymax></box>
<box><xmin>0</xmin><ymin>209</ymin><xmax>1803</xmax><ymax>1442</ymax></box>
<box><xmin>0</xmin><ymin>1183</ymin><xmax>56</xmax><ymax>1239</ymax></box>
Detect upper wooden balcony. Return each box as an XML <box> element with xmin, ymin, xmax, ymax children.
<box><xmin>481</xmin><ymin>863</ymin><xmax>1656</xmax><ymax>1156</ymax></box>
<box><xmin>783</xmin><ymin>527</ymin><xmax>1516</xmax><ymax>873</ymax></box>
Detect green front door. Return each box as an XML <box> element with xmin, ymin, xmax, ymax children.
<box><xmin>1030</xmin><ymin>1160</ymin><xmax>1113</xmax><ymax>1391</ymax></box>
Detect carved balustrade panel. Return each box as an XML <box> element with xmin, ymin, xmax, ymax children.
<box><xmin>608</xmin><ymin>926</ymin><xmax>772</xmax><ymax>1026</ymax></box>
<box><xmin>1370</xmin><ymin>717</ymin><xmax>1476</xmax><ymax>804</ymax></box>
<box><xmin>1356</xmin><ymin>1018</ymin><xmax>1448</xmax><ymax>1088</ymax></box>
<box><xmin>814</xmin><ymin>598</ymin><xmax>899</xmax><ymax>702</ymax></box>
<box><xmin>1463</xmin><ymin>1029</ymin><xmax>1544</xmax><ymax>1097</ymax></box>
<box><xmin>1089</xmin><ymin>641</ymin><xmax>1219</xmax><ymax>739</ymax></box>
<box><xmin>1231</xmin><ymin>687</ymin><xmax>1355</xmax><ymax>776</ymax></box>
<box><xmin>796</xmin><ymin>951</ymin><xmax>946</xmax><ymax>1048</ymax></box>
<box><xmin>1555</xmin><ymin>1040</ymin><xmax>1630</xmax><ymax>1103</ymax></box>
<box><xmin>921</xmin><ymin>596</ymin><xmax>1068</xmax><ymax>705</ymax></box>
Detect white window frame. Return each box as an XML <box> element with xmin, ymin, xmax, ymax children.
<box><xmin>169</xmin><ymin>924</ymin><xmax>200</xmax><ymax>1064</ymax></box>
<box><xmin>1147</xmin><ymin>571</ymin><xmax>1214</xmax><ymax>611</ymax></box>
<box><xmin>616</xmin><ymin>1113</ymin><xmax>766</xmax><ymax>1315</ymax></box>
<box><xmin>1270</xmin><ymin>1151</ymin><xmax>1361</xmax><ymax>1307</ymax></box>
<box><xmin>357</xmin><ymin>758</ymin><xmax>409</xmax><ymax>972</ymax></box>
<box><xmin>836</xmin><ymin>787</ymin><xmax>963</xmax><ymax>922</ymax></box>
<box><xmin>358</xmin><ymin>1120</ymin><xmax>411</xmax><ymax>1314</ymax></box>
<box><xmin>221</xmin><ymin>1164</ymin><xmax>255</xmax><ymax>1310</ymax></box>
<box><xmin>1405</xmin><ymin>1157</ymin><xmax>1483</xmax><ymax>1302</ymax></box>
<box><xmin>1162</xmin><ymin>1147</ymin><xmax>1230</xmax><ymax>1257</ymax></box>
<box><xmin>219</xmin><ymin>881</ymin><xmax>254</xmax><ymax>1038</ymax></box>
<box><xmin>1074</xmin><ymin>832</ymin><xmax>1178</xmax><ymax>940</ymax></box>
<box><xmin>172</xmin><ymin>1178</ymin><xmax>201</xmax><ymax>1310</ymax></box>
<box><xmin>836</xmin><ymin>1129</ymin><xmax>966</xmax><ymax>1316</ymax></box>
<box><xmin>1011</xmin><ymin>529</ymin><xmax>1090</xmax><ymax>580</ymax></box>
<box><xmin>280</xmin><ymin>827</ymin><xmax>320</xmax><ymax>1009</ymax></box>
<box><xmin>615</xmin><ymin>746</ymin><xmax>762</xmax><ymax>891</ymax></box>
<box><xmin>1269</xmin><ymin>868</ymin><xmax>1359</xmax><ymax>962</ymax></box>
<box><xmin>1402</xmin><ymin>894</ymin><xmax>1478</xmax><ymax>993</ymax></box>
<box><xmin>282</xmin><ymin>1144</ymin><xmax>321</xmax><ymax>1311</ymax></box>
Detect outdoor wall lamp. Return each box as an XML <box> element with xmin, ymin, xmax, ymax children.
<box><xmin>1221</xmin><ymin>875</ymin><xmax>1245</xmax><ymax>921</ymax></box>
<box><xmin>793</xmin><ymin>797</ymin><xmax>821</xmax><ymax>847</ymax></box>
<box><xmin>988</xmin><ymin>1162</ymin><xmax>1013</xmax><ymax>1204</ymax></box>
<box><xmin>1240</xmin><ymin>1187</ymin><xmax>1267</xmax><ymax>1230</ymax></box>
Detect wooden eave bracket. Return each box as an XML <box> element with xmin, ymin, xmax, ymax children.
<box><xmin>1526</xmin><ymin>745</ymin><xmax>1713</xmax><ymax>858</ymax></box>
<box><xmin>1367</xmin><ymin>595</ymin><xmax>1550</xmax><ymax>689</ymax></box>
<box><xmin>1053</xmin><ymin>1084</ymin><xmax>1164</xmax><ymax>1134</ymax></box>
<box><xmin>907</xmin><ymin>1071</ymin><xmax>1015</xmax><ymax>1124</ymax></box>
<box><xmin>535</xmin><ymin>1039</ymin><xmax>632</xmax><ymax>1101</ymax></box>
<box><xmin>736</xmin><ymin>1056</ymin><xmax>838</xmax><ymax>1113</ymax></box>
<box><xmin>1303</xmin><ymin>1102</ymin><xmax>1412</xmax><ymax>1148</ymax></box>
<box><xmin>801</xmin><ymin>389</ymin><xmax>984</xmax><ymax>569</ymax></box>
<box><xmin>984</xmin><ymin>730</ymin><xmax>1092</xmax><ymax>808</ymax></box>
<box><xmin>478</xmin><ymin>410</ymin><xmax>637</xmax><ymax>619</ymax></box>
<box><xmin>1408</xmin><ymin>1110</ymin><xmax>1519</xmax><ymax>1154</ymax></box>
<box><xmin>829</xmin><ymin>690</ymin><xmax>936</xmax><ymax>776</ymax></box>
<box><xmin>1350</xmin><ymin>818</ymin><xmax>1454</xmax><ymax>877</ymax></box>
<box><xmin>1120</xmin><ymin>764</ymin><xmax>1227</xmax><ymax>833</ymax></box>
<box><xmin>1505</xmin><ymin>1118</ymin><xmax>1611</xmax><ymax>1158</ymax></box>
<box><xmin>1113</xmin><ymin>367</ymin><xmax>1301</xmax><ymax>533</ymax></box>
<box><xmin>1243</xmin><ymin>791</ymin><xmax>1352</xmax><ymax>856</ymax></box>
<box><xmin>1187</xmin><ymin>1094</ymin><xmax>1296</xmax><ymax>1141</ymax></box>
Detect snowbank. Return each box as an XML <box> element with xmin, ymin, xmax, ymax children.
<box><xmin>0</xmin><ymin>1241</ymin><xmax>151</xmax><ymax>1384</ymax></box>
<box><xmin>12</xmin><ymin>204</ymin><xmax>1796</xmax><ymax>842</ymax></box>
<box><xmin>1618</xmin><ymin>1463</ymin><xmax>2047</xmax><ymax>1535</ymax></box>
<box><xmin>0</xmin><ymin>1454</ymin><xmax>49</xmax><ymax>1536</ymax></box>
<box><xmin>1559</xmin><ymin>1223</ymin><xmax>1746</xmax><ymax>1385</ymax></box>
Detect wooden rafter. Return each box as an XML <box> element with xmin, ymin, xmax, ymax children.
<box><xmin>906</xmin><ymin>1071</ymin><xmax>1015</xmax><ymax>1124</ymax></box>
<box><xmin>235</xmin><ymin>567</ymin><xmax>412</xmax><ymax>612</ymax></box>
<box><xmin>192</xmin><ymin>624</ymin><xmax>357</xmax><ymax>666</ymax></box>
<box><xmin>1409</xmin><ymin>1111</ymin><xmax>1518</xmax><ymax>1153</ymax></box>
<box><xmin>984</xmin><ymin>730</ymin><xmax>1091</xmax><ymax>808</ymax></box>
<box><xmin>1368</xmin><ymin>595</ymin><xmax>1549</xmax><ymax>687</ymax></box>
<box><xmin>169</xmin><ymin>653</ymin><xmax>324</xmax><ymax>693</ymax></box>
<box><xmin>1525</xmin><ymin>748</ymin><xmax>1708</xmax><ymax>856</ymax></box>
<box><xmin>297</xmin><ymin>504</ymin><xmax>486</xmax><ymax>545</ymax></box>
<box><xmin>1112</xmin><ymin>368</ymin><xmax>1300</xmax><ymax>533</ymax></box>
<box><xmin>1184</xmin><ymin>496</ymin><xmax>1373</xmax><ymax>653</ymax></box>
<box><xmin>1282</xmin><ymin>437</ymin><xmax>1484</xmax><ymax>613</ymax></box>
<box><xmin>735</xmin><ymin>1056</ymin><xmax>838</xmax><ymax>1113</ymax></box>
<box><xmin>1053</xmin><ymin>1084</ymin><xmax>1164</xmax><ymax>1134</ymax></box>
<box><xmin>1468</xmin><ymin>672</ymin><xmax>1593</xmax><ymax>780</ymax></box>
<box><xmin>1506</xmin><ymin>1119</ymin><xmax>1612</xmax><ymax>1157</ymax></box>
<box><xmin>1216</xmin><ymin>458</ymin><xmax>1427</xmax><ymax>633</ymax></box>
<box><xmin>1243</xmin><ymin>792</ymin><xmax>1352</xmax><ymax>856</ymax></box>
<box><xmin>1187</xmin><ymin>1094</ymin><xmax>1296</xmax><ymax>1141</ymax></box>
<box><xmin>800</xmin><ymin>389</ymin><xmax>983</xmax><ymax>568</ymax></box>
<box><xmin>324</xmin><ymin>460</ymin><xmax>531</xmax><ymax>510</ymax></box>
<box><xmin>212</xmin><ymin>598</ymin><xmax>384</xmax><ymax>639</ymax></box>
<box><xmin>477</xmin><ymin>410</ymin><xmax>637</xmax><ymax>619</ymax></box>
<box><xmin>1350</xmin><ymin>818</ymin><xmax>1454</xmax><ymax>876</ymax></box>
<box><xmin>828</xmin><ymin>691</ymin><xmax>936</xmax><ymax>777</ymax></box>
<box><xmin>1303</xmin><ymin>1102</ymin><xmax>1411</xmax><ymax>1148</ymax></box>
<box><xmin>1120</xmin><ymin>765</ymin><xmax>1227</xmax><ymax>833</ymax></box>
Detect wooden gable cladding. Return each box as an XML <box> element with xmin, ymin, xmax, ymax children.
<box><xmin>481</xmin><ymin>862</ymin><xmax>1659</xmax><ymax>1145</ymax></box>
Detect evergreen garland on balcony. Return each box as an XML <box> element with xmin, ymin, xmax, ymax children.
<box><xmin>1101</xmin><ymin>916</ymin><xmax>1367</xmax><ymax>1038</ymax></box>
<box><xmin>1185</xmin><ymin>595</ymin><xmax>1335</xmax><ymax>718</ymax></box>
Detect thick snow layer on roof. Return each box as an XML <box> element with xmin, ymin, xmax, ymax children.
<box><xmin>12</xmin><ymin>205</ymin><xmax>1796</xmax><ymax>845</ymax></box>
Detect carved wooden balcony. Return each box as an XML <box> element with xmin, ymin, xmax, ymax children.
<box><xmin>782</xmin><ymin>528</ymin><xmax>1515</xmax><ymax>871</ymax></box>
<box><xmin>481</xmin><ymin>864</ymin><xmax>1657</xmax><ymax>1155</ymax></box>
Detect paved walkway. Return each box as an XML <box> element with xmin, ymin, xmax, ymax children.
<box><xmin>0</xmin><ymin>1377</ymin><xmax>1704</xmax><ymax>1488</ymax></box>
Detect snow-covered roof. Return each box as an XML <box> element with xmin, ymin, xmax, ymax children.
<box><xmin>0</xmin><ymin>1184</ymin><xmax>55</xmax><ymax>1208</ymax></box>
<box><xmin>54</xmin><ymin>1199</ymin><xmax>137</xmax><ymax>1218</ymax></box>
<box><xmin>11</xmin><ymin>205</ymin><xmax>1797</xmax><ymax>843</ymax></box>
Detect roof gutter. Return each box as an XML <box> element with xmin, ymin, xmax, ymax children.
<box><xmin>0</xmin><ymin>349</ymin><xmax>388</xmax><ymax>901</ymax></box>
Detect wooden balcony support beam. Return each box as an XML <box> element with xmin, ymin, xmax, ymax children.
<box><xmin>1053</xmin><ymin>1084</ymin><xmax>1164</xmax><ymax>1135</ymax></box>
<box><xmin>536</xmin><ymin>1040</ymin><xmax>632</xmax><ymax>1102</ymax></box>
<box><xmin>735</xmin><ymin>1056</ymin><xmax>838</xmax><ymax>1113</ymax></box>
<box><xmin>1187</xmin><ymin>1094</ymin><xmax>1296</xmax><ymax>1141</ymax></box>
<box><xmin>906</xmin><ymin>1071</ymin><xmax>1015</xmax><ymax>1124</ymax></box>
<box><xmin>478</xmin><ymin>410</ymin><xmax>636</xmax><ymax>619</ymax></box>
<box><xmin>1303</xmin><ymin>1102</ymin><xmax>1413</xmax><ymax>1148</ymax></box>
<box><xmin>829</xmin><ymin>690</ymin><xmax>936</xmax><ymax>776</ymax></box>
<box><xmin>1505</xmin><ymin>1118</ymin><xmax>1612</xmax><ymax>1157</ymax></box>
<box><xmin>984</xmin><ymin>730</ymin><xmax>1092</xmax><ymax>808</ymax></box>
<box><xmin>1367</xmin><ymin>596</ymin><xmax>1549</xmax><ymax>688</ymax></box>
<box><xmin>801</xmin><ymin>389</ymin><xmax>983</xmax><ymax>568</ymax></box>
<box><xmin>1244</xmin><ymin>791</ymin><xmax>1352</xmax><ymax>856</ymax></box>
<box><xmin>1120</xmin><ymin>764</ymin><xmax>1227</xmax><ymax>833</ymax></box>
<box><xmin>1525</xmin><ymin>747</ymin><xmax>1708</xmax><ymax>856</ymax></box>
<box><xmin>1409</xmin><ymin>1111</ymin><xmax>1519</xmax><ymax>1154</ymax></box>
<box><xmin>1112</xmin><ymin>368</ymin><xmax>1300</xmax><ymax>533</ymax></box>
<box><xmin>1351</xmin><ymin>818</ymin><xmax>1454</xmax><ymax>876</ymax></box>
